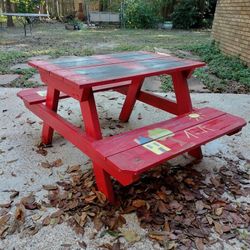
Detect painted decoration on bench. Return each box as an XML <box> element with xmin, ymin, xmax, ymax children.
<box><xmin>134</xmin><ymin>128</ymin><xmax>173</xmax><ymax>155</ymax></box>
<box><xmin>188</xmin><ymin>113</ymin><xmax>204</xmax><ymax>121</ymax></box>
<box><xmin>148</xmin><ymin>128</ymin><xmax>174</xmax><ymax>140</ymax></box>
<box><xmin>184</xmin><ymin>124</ymin><xmax>215</xmax><ymax>139</ymax></box>
<box><xmin>37</xmin><ymin>90</ymin><xmax>47</xmax><ymax>97</ymax></box>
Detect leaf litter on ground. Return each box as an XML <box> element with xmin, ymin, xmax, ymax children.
<box><xmin>0</xmin><ymin>159</ymin><xmax>249</xmax><ymax>249</ymax></box>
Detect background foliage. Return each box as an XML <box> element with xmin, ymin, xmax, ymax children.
<box><xmin>172</xmin><ymin>0</ymin><xmax>217</xmax><ymax>29</ymax></box>
<box><xmin>123</xmin><ymin>0</ymin><xmax>163</xmax><ymax>29</ymax></box>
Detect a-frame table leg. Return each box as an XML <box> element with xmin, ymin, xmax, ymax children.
<box><xmin>41</xmin><ymin>86</ymin><xmax>60</xmax><ymax>145</ymax></box>
<box><xmin>119</xmin><ymin>77</ymin><xmax>145</xmax><ymax>122</ymax></box>
<box><xmin>172</xmin><ymin>71</ymin><xmax>203</xmax><ymax>160</ymax></box>
<box><xmin>80</xmin><ymin>88</ymin><xmax>116</xmax><ymax>203</ymax></box>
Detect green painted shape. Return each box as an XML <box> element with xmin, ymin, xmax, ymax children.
<box><xmin>148</xmin><ymin>128</ymin><xmax>174</xmax><ymax>140</ymax></box>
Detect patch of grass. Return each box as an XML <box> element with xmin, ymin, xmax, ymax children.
<box><xmin>10</xmin><ymin>68</ymin><xmax>38</xmax><ymax>88</ymax></box>
<box><xmin>0</xmin><ymin>51</ymin><xmax>29</xmax><ymax>74</ymax></box>
<box><xmin>160</xmin><ymin>75</ymin><xmax>173</xmax><ymax>92</ymax></box>
<box><xmin>184</xmin><ymin>42</ymin><xmax>250</xmax><ymax>88</ymax></box>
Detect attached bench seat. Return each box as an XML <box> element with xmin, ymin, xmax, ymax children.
<box><xmin>17</xmin><ymin>81</ymin><xmax>131</xmax><ymax>105</ymax></box>
<box><xmin>93</xmin><ymin>107</ymin><xmax>246</xmax><ymax>185</ymax></box>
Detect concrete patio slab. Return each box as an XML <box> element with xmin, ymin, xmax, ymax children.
<box><xmin>0</xmin><ymin>74</ymin><xmax>20</xmax><ymax>86</ymax></box>
<box><xmin>0</xmin><ymin>88</ymin><xmax>249</xmax><ymax>250</ymax></box>
<box><xmin>10</xmin><ymin>63</ymin><xmax>32</xmax><ymax>71</ymax></box>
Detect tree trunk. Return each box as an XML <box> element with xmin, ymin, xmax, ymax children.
<box><xmin>6</xmin><ymin>0</ymin><xmax>14</xmax><ymax>27</ymax></box>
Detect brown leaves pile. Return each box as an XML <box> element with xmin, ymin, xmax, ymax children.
<box><xmin>0</xmin><ymin>160</ymin><xmax>249</xmax><ymax>249</ymax></box>
<box><xmin>38</xmin><ymin>161</ymin><xmax>250</xmax><ymax>249</ymax></box>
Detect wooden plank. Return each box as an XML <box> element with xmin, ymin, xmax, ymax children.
<box><xmin>93</xmin><ymin>108</ymin><xmax>226</xmax><ymax>157</ymax></box>
<box><xmin>41</xmin><ymin>87</ymin><xmax>60</xmax><ymax>145</ymax></box>
<box><xmin>119</xmin><ymin>77</ymin><xmax>144</xmax><ymax>122</ymax></box>
<box><xmin>17</xmin><ymin>81</ymin><xmax>131</xmax><ymax>105</ymax></box>
<box><xmin>106</xmin><ymin>113</ymin><xmax>246</xmax><ymax>175</ymax></box>
<box><xmin>29</xmin><ymin>51</ymin><xmax>168</xmax><ymax>70</ymax></box>
<box><xmin>66</xmin><ymin>60</ymin><xmax>204</xmax><ymax>89</ymax></box>
<box><xmin>29</xmin><ymin>52</ymin><xmax>205</xmax><ymax>90</ymax></box>
<box><xmin>116</xmin><ymin>87</ymin><xmax>179</xmax><ymax>115</ymax></box>
<box><xmin>80</xmin><ymin>89</ymin><xmax>102</xmax><ymax>140</ymax></box>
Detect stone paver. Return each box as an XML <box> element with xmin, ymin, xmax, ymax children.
<box><xmin>188</xmin><ymin>76</ymin><xmax>210</xmax><ymax>93</ymax></box>
<box><xmin>27</xmin><ymin>55</ymin><xmax>51</xmax><ymax>61</ymax></box>
<box><xmin>10</xmin><ymin>63</ymin><xmax>32</xmax><ymax>70</ymax></box>
<box><xmin>0</xmin><ymin>74</ymin><xmax>20</xmax><ymax>86</ymax></box>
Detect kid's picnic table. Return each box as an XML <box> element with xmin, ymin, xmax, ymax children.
<box><xmin>18</xmin><ymin>51</ymin><xmax>246</xmax><ymax>203</ymax></box>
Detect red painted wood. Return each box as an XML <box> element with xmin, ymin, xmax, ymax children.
<box><xmin>93</xmin><ymin>163</ymin><xmax>115</xmax><ymax>204</ymax></box>
<box><xmin>21</xmin><ymin>100</ymin><xmax>246</xmax><ymax>198</ymax></box>
<box><xmin>29</xmin><ymin>51</ymin><xmax>178</xmax><ymax>71</ymax></box>
<box><xmin>17</xmin><ymin>87</ymin><xmax>69</xmax><ymax>105</ymax></box>
<box><xmin>171</xmin><ymin>71</ymin><xmax>193</xmax><ymax>114</ymax></box>
<box><xmin>18</xmin><ymin>52</ymin><xmax>247</xmax><ymax>203</ymax></box>
<box><xmin>41</xmin><ymin>87</ymin><xmax>60</xmax><ymax>145</ymax></box>
<box><xmin>116</xmin><ymin>87</ymin><xmax>179</xmax><ymax>115</ymax></box>
<box><xmin>93</xmin><ymin>108</ymin><xmax>225</xmax><ymax>157</ymax></box>
<box><xmin>119</xmin><ymin>77</ymin><xmax>145</xmax><ymax>122</ymax></box>
<box><xmin>29</xmin><ymin>53</ymin><xmax>204</xmax><ymax>91</ymax></box>
<box><xmin>65</xmin><ymin>62</ymin><xmax>204</xmax><ymax>90</ymax></box>
<box><xmin>171</xmin><ymin>70</ymin><xmax>203</xmax><ymax>159</ymax></box>
<box><xmin>18</xmin><ymin>81</ymin><xmax>131</xmax><ymax>105</ymax></box>
<box><xmin>23</xmin><ymin>102</ymin><xmax>135</xmax><ymax>186</ymax></box>
<box><xmin>105</xmin><ymin>112</ymin><xmax>246</xmax><ymax>175</ymax></box>
<box><xmin>80</xmin><ymin>89</ymin><xmax>102</xmax><ymax>140</ymax></box>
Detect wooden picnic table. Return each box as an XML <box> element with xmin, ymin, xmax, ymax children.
<box><xmin>1</xmin><ymin>13</ymin><xmax>49</xmax><ymax>36</ymax></box>
<box><xmin>17</xmin><ymin>51</ymin><xmax>246</xmax><ymax>203</ymax></box>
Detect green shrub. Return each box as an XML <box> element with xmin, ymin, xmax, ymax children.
<box><xmin>124</xmin><ymin>0</ymin><xmax>162</xmax><ymax>29</ymax></box>
<box><xmin>172</xmin><ymin>0</ymin><xmax>217</xmax><ymax>29</ymax></box>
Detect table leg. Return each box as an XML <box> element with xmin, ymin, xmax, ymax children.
<box><xmin>172</xmin><ymin>71</ymin><xmax>203</xmax><ymax>160</ymax></box>
<box><xmin>41</xmin><ymin>87</ymin><xmax>60</xmax><ymax>145</ymax></box>
<box><xmin>23</xmin><ymin>23</ymin><xmax>27</xmax><ymax>37</ymax></box>
<box><xmin>80</xmin><ymin>89</ymin><xmax>115</xmax><ymax>202</ymax></box>
<box><xmin>119</xmin><ymin>77</ymin><xmax>144</xmax><ymax>122</ymax></box>
<box><xmin>80</xmin><ymin>89</ymin><xmax>102</xmax><ymax>140</ymax></box>
<box><xmin>93</xmin><ymin>162</ymin><xmax>115</xmax><ymax>204</ymax></box>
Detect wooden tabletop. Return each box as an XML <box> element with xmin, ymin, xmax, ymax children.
<box><xmin>29</xmin><ymin>51</ymin><xmax>205</xmax><ymax>89</ymax></box>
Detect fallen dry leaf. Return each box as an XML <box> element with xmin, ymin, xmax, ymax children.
<box><xmin>52</xmin><ymin>159</ymin><xmax>63</xmax><ymax>167</ymax></box>
<box><xmin>10</xmin><ymin>191</ymin><xmax>19</xmax><ymax>200</ymax></box>
<box><xmin>122</xmin><ymin>229</ymin><xmax>140</xmax><ymax>243</ymax></box>
<box><xmin>132</xmin><ymin>199</ymin><xmax>146</xmax><ymax>208</ymax></box>
<box><xmin>42</xmin><ymin>216</ymin><xmax>51</xmax><ymax>226</ymax></box>
<box><xmin>41</xmin><ymin>162</ymin><xmax>51</xmax><ymax>168</ymax></box>
<box><xmin>195</xmin><ymin>200</ymin><xmax>205</xmax><ymax>211</ymax></box>
<box><xmin>0</xmin><ymin>214</ymin><xmax>11</xmax><ymax>226</ymax></box>
<box><xmin>21</xmin><ymin>195</ymin><xmax>40</xmax><ymax>210</ymax></box>
<box><xmin>15</xmin><ymin>204</ymin><xmax>25</xmax><ymax>223</ymax></box>
<box><xmin>195</xmin><ymin>238</ymin><xmax>204</xmax><ymax>250</ymax></box>
<box><xmin>95</xmin><ymin>191</ymin><xmax>107</xmax><ymax>204</ymax></box>
<box><xmin>148</xmin><ymin>231</ymin><xmax>166</xmax><ymax>241</ymax></box>
<box><xmin>0</xmin><ymin>202</ymin><xmax>12</xmax><ymax>209</ymax></box>
<box><xmin>215</xmin><ymin>207</ymin><xmax>223</xmax><ymax>216</ymax></box>
<box><xmin>42</xmin><ymin>185</ymin><xmax>58</xmax><ymax>191</ymax></box>
<box><xmin>66</xmin><ymin>165</ymin><xmax>81</xmax><ymax>173</ymax></box>
<box><xmin>214</xmin><ymin>221</ymin><xmax>223</xmax><ymax>235</ymax></box>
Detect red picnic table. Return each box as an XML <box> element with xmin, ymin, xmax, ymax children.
<box><xmin>17</xmin><ymin>51</ymin><xmax>246</xmax><ymax>203</ymax></box>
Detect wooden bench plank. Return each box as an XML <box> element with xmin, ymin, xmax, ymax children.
<box><xmin>17</xmin><ymin>81</ymin><xmax>131</xmax><ymax>105</ymax></box>
<box><xmin>93</xmin><ymin>108</ymin><xmax>226</xmax><ymax>157</ymax></box>
<box><xmin>105</xmin><ymin>112</ymin><xmax>246</xmax><ymax>175</ymax></box>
